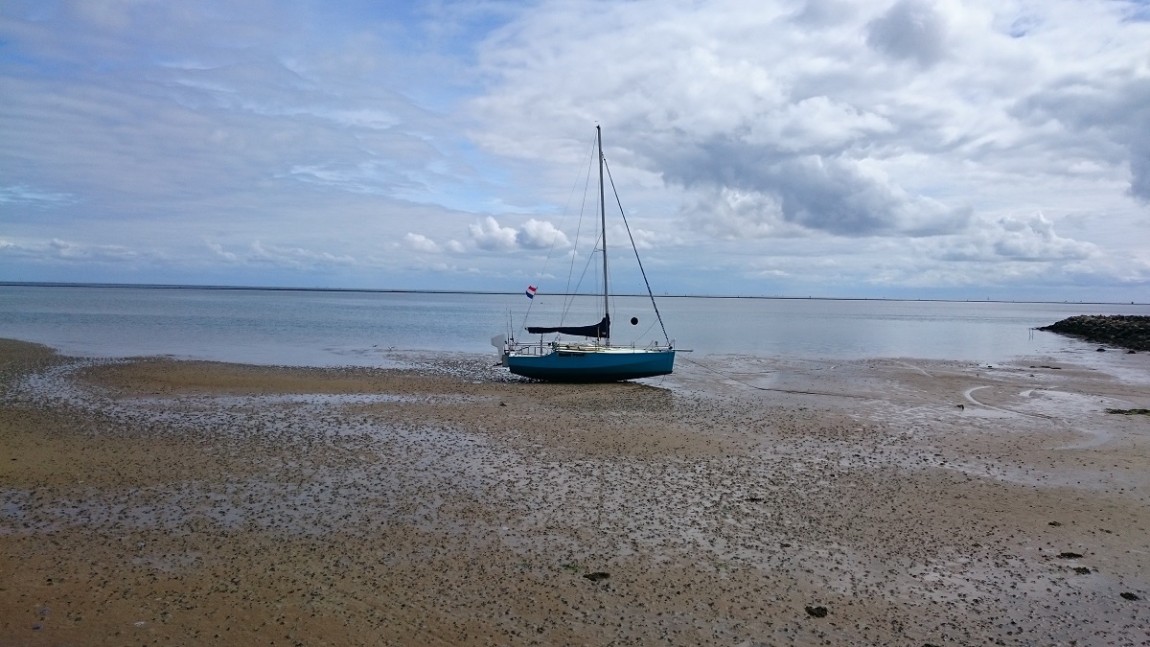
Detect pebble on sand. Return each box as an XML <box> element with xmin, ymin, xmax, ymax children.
<box><xmin>805</xmin><ymin>605</ymin><xmax>828</xmax><ymax>618</ymax></box>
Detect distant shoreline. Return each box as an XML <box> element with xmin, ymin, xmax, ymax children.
<box><xmin>2</xmin><ymin>281</ymin><xmax>1145</xmax><ymax>307</ymax></box>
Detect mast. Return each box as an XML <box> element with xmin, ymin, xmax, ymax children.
<box><xmin>597</xmin><ymin>125</ymin><xmax>609</xmax><ymax>342</ymax></box>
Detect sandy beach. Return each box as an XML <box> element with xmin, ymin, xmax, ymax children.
<box><xmin>2</xmin><ymin>338</ymin><xmax>1148</xmax><ymax>646</ymax></box>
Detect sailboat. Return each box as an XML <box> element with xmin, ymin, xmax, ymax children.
<box><xmin>501</xmin><ymin>126</ymin><xmax>677</xmax><ymax>382</ymax></box>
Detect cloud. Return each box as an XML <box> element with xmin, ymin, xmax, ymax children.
<box><xmin>516</xmin><ymin>218</ymin><xmax>570</xmax><ymax>249</ymax></box>
<box><xmin>866</xmin><ymin>0</ymin><xmax>949</xmax><ymax>67</ymax></box>
<box><xmin>0</xmin><ymin>236</ymin><xmax>151</xmax><ymax>264</ymax></box>
<box><xmin>664</xmin><ymin>141</ymin><xmax>970</xmax><ymax>237</ymax></box>
<box><xmin>462</xmin><ymin>0</ymin><xmax>1145</xmax><ymax>293</ymax></box>
<box><xmin>1131</xmin><ymin>150</ymin><xmax>1150</xmax><ymax>202</ymax></box>
<box><xmin>1011</xmin><ymin>71</ymin><xmax>1150</xmax><ymax>203</ymax></box>
<box><xmin>206</xmin><ymin>241</ymin><xmax>239</xmax><ymax>262</ymax></box>
<box><xmin>403</xmin><ymin>232</ymin><xmax>440</xmax><ymax>253</ymax></box>
<box><xmin>0</xmin><ymin>184</ymin><xmax>77</xmax><ymax>207</ymax></box>
<box><xmin>791</xmin><ymin>0</ymin><xmax>857</xmax><ymax>28</ymax></box>
<box><xmin>198</xmin><ymin>240</ymin><xmax>361</xmax><ymax>271</ymax></box>
<box><xmin>468</xmin><ymin>216</ymin><xmax>518</xmax><ymax>251</ymax></box>
<box><xmin>246</xmin><ymin>241</ymin><xmax>356</xmax><ymax>269</ymax></box>
<box><xmin>773</xmin><ymin>155</ymin><xmax>970</xmax><ymax>236</ymax></box>
<box><xmin>937</xmin><ymin>212</ymin><xmax>1098</xmax><ymax>262</ymax></box>
<box><xmin>770</xmin><ymin>96</ymin><xmax>896</xmax><ymax>154</ymax></box>
<box><xmin>470</xmin><ymin>1</ymin><xmax>982</xmax><ymax>240</ymax></box>
<box><xmin>2</xmin><ymin>0</ymin><xmax>1148</xmax><ymax>298</ymax></box>
<box><xmin>991</xmin><ymin>219</ymin><xmax>1097</xmax><ymax>262</ymax></box>
<box><xmin>682</xmin><ymin>188</ymin><xmax>786</xmax><ymax>240</ymax></box>
<box><xmin>466</xmin><ymin>216</ymin><xmax>572</xmax><ymax>252</ymax></box>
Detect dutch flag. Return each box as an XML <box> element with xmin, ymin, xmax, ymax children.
<box><xmin>525</xmin><ymin>285</ymin><xmax>537</xmax><ymax>299</ymax></box>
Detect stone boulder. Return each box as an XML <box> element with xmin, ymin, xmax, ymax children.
<box><xmin>1038</xmin><ymin>315</ymin><xmax>1150</xmax><ymax>351</ymax></box>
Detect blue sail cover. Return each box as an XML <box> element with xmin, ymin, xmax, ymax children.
<box><xmin>527</xmin><ymin>315</ymin><xmax>610</xmax><ymax>339</ymax></box>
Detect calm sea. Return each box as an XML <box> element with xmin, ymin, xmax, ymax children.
<box><xmin>1</xmin><ymin>285</ymin><xmax>1147</xmax><ymax>368</ymax></box>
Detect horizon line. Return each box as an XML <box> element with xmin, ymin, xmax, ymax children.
<box><xmin>1</xmin><ymin>281</ymin><xmax>1146</xmax><ymax>307</ymax></box>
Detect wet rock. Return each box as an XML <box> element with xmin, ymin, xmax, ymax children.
<box><xmin>804</xmin><ymin>605</ymin><xmax>828</xmax><ymax>618</ymax></box>
<box><xmin>1038</xmin><ymin>315</ymin><xmax>1150</xmax><ymax>351</ymax></box>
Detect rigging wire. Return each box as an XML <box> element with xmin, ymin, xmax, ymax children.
<box><xmin>602</xmin><ymin>156</ymin><xmax>672</xmax><ymax>346</ymax></box>
<box><xmin>521</xmin><ymin>128</ymin><xmax>674</xmax><ymax>349</ymax></box>
<box><xmin>560</xmin><ymin>139</ymin><xmax>598</xmax><ymax>322</ymax></box>
<box><xmin>521</xmin><ymin>137</ymin><xmax>598</xmax><ymax>338</ymax></box>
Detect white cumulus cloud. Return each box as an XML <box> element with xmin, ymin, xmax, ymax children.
<box><xmin>516</xmin><ymin>219</ymin><xmax>570</xmax><ymax>249</ymax></box>
<box><xmin>468</xmin><ymin>216</ymin><xmax>519</xmax><ymax>251</ymax></box>
<box><xmin>403</xmin><ymin>233</ymin><xmax>441</xmax><ymax>253</ymax></box>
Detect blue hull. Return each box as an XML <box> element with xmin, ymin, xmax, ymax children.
<box><xmin>507</xmin><ymin>349</ymin><xmax>675</xmax><ymax>382</ymax></box>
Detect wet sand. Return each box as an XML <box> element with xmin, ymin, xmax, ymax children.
<box><xmin>2</xmin><ymin>338</ymin><xmax>1149</xmax><ymax>646</ymax></box>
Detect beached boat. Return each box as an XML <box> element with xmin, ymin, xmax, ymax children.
<box><xmin>501</xmin><ymin>126</ymin><xmax>676</xmax><ymax>382</ymax></box>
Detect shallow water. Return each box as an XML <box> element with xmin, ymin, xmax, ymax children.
<box><xmin>1</xmin><ymin>284</ymin><xmax>1147</xmax><ymax>367</ymax></box>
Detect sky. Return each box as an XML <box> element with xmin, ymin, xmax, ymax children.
<box><xmin>2</xmin><ymin>0</ymin><xmax>1149</xmax><ymax>301</ymax></box>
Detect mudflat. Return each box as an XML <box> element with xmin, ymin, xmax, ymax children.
<box><xmin>2</xmin><ymin>338</ymin><xmax>1148</xmax><ymax>646</ymax></box>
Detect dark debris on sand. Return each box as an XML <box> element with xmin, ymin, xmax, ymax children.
<box><xmin>805</xmin><ymin>605</ymin><xmax>828</xmax><ymax>618</ymax></box>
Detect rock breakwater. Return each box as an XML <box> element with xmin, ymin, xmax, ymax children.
<box><xmin>1039</xmin><ymin>314</ymin><xmax>1150</xmax><ymax>351</ymax></box>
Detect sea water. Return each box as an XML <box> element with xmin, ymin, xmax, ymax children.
<box><xmin>1</xmin><ymin>284</ymin><xmax>1147</xmax><ymax>367</ymax></box>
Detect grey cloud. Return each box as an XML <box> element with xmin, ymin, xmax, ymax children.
<box><xmin>771</xmin><ymin>155</ymin><xmax>966</xmax><ymax>236</ymax></box>
<box><xmin>866</xmin><ymin>0</ymin><xmax>948</xmax><ymax>67</ymax></box>
<box><xmin>938</xmin><ymin>213</ymin><xmax>1097</xmax><ymax>262</ymax></box>
<box><xmin>1131</xmin><ymin>148</ymin><xmax>1150</xmax><ymax>201</ymax></box>
<box><xmin>682</xmin><ymin>188</ymin><xmax>785</xmax><ymax>240</ymax></box>
<box><xmin>1012</xmin><ymin>72</ymin><xmax>1150</xmax><ymax>202</ymax></box>
<box><xmin>1007</xmin><ymin>14</ymin><xmax>1042</xmax><ymax>38</ymax></box>
<box><xmin>0</xmin><ymin>184</ymin><xmax>77</xmax><ymax>207</ymax></box>
<box><xmin>791</xmin><ymin>0</ymin><xmax>856</xmax><ymax>28</ymax></box>
<box><xmin>660</xmin><ymin>135</ymin><xmax>968</xmax><ymax>237</ymax></box>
